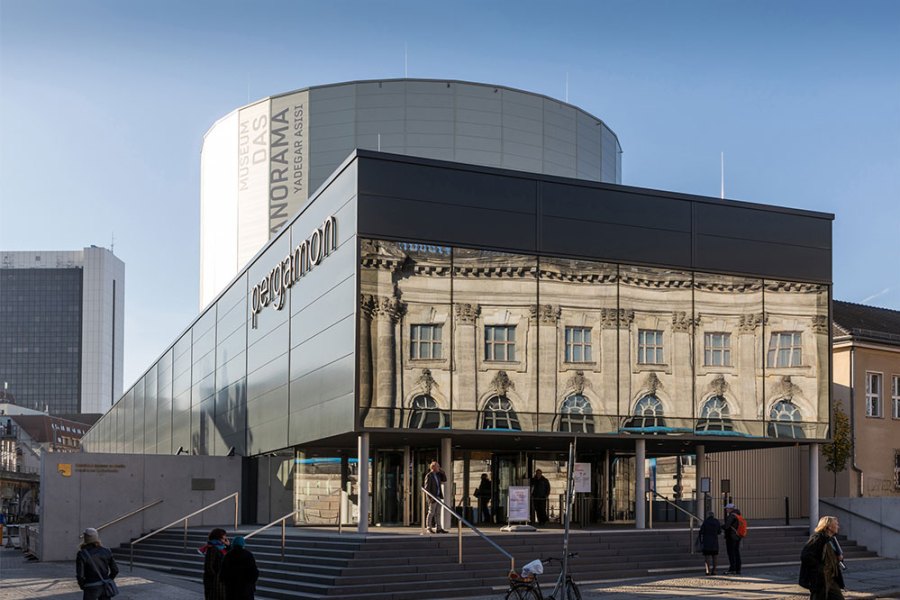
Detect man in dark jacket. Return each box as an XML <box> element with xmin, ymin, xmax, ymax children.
<box><xmin>221</xmin><ymin>536</ymin><xmax>259</xmax><ymax>600</ymax></box>
<box><xmin>75</xmin><ymin>527</ymin><xmax>119</xmax><ymax>600</ymax></box>
<box><xmin>530</xmin><ymin>469</ymin><xmax>551</xmax><ymax>526</ymax></box>
<box><xmin>199</xmin><ymin>527</ymin><xmax>229</xmax><ymax>600</ymax></box>
<box><xmin>424</xmin><ymin>461</ymin><xmax>448</xmax><ymax>533</ymax></box>
<box><xmin>698</xmin><ymin>511</ymin><xmax>722</xmax><ymax>575</ymax></box>
<box><xmin>723</xmin><ymin>504</ymin><xmax>742</xmax><ymax>575</ymax></box>
<box><xmin>474</xmin><ymin>473</ymin><xmax>492</xmax><ymax>523</ymax></box>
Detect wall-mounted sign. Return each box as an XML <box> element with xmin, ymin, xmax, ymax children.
<box><xmin>573</xmin><ymin>462</ymin><xmax>591</xmax><ymax>493</ymax></box>
<box><xmin>57</xmin><ymin>464</ymin><xmax>72</xmax><ymax>477</ymax></box>
<box><xmin>250</xmin><ymin>215</ymin><xmax>337</xmax><ymax>328</ymax></box>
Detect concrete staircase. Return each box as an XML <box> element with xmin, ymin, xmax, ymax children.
<box><xmin>114</xmin><ymin>525</ymin><xmax>877</xmax><ymax>599</ymax></box>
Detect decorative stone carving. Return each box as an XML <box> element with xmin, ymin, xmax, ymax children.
<box><xmin>455</xmin><ymin>303</ymin><xmax>480</xmax><ymax>325</ymax></box>
<box><xmin>709</xmin><ymin>374</ymin><xmax>728</xmax><ymax>396</ymax></box>
<box><xmin>371</xmin><ymin>294</ymin><xmax>404</xmax><ymax>322</ymax></box>
<box><xmin>599</xmin><ymin>308</ymin><xmax>635</xmax><ymax>329</ymax></box>
<box><xmin>644</xmin><ymin>372</ymin><xmax>663</xmax><ymax>395</ymax></box>
<box><xmin>415</xmin><ymin>369</ymin><xmax>437</xmax><ymax>396</ymax></box>
<box><xmin>780</xmin><ymin>375</ymin><xmax>801</xmax><ymax>400</ymax></box>
<box><xmin>566</xmin><ymin>370</ymin><xmax>592</xmax><ymax>395</ymax></box>
<box><xmin>490</xmin><ymin>370</ymin><xmax>515</xmax><ymax>396</ymax></box>
<box><xmin>811</xmin><ymin>315</ymin><xmax>828</xmax><ymax>334</ymax></box>
<box><xmin>530</xmin><ymin>304</ymin><xmax>560</xmax><ymax>324</ymax></box>
<box><xmin>739</xmin><ymin>312</ymin><xmax>767</xmax><ymax>333</ymax></box>
<box><xmin>359</xmin><ymin>294</ymin><xmax>377</xmax><ymax>319</ymax></box>
<box><xmin>672</xmin><ymin>311</ymin><xmax>698</xmax><ymax>332</ymax></box>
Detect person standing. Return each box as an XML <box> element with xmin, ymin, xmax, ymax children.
<box><xmin>474</xmin><ymin>473</ymin><xmax>492</xmax><ymax>524</ymax></box>
<box><xmin>697</xmin><ymin>511</ymin><xmax>722</xmax><ymax>575</ymax></box>
<box><xmin>530</xmin><ymin>469</ymin><xmax>551</xmax><ymax>526</ymax></box>
<box><xmin>75</xmin><ymin>527</ymin><xmax>119</xmax><ymax>600</ymax></box>
<box><xmin>723</xmin><ymin>503</ymin><xmax>742</xmax><ymax>575</ymax></box>
<box><xmin>198</xmin><ymin>527</ymin><xmax>229</xmax><ymax>600</ymax></box>
<box><xmin>424</xmin><ymin>461</ymin><xmax>448</xmax><ymax>533</ymax></box>
<box><xmin>800</xmin><ymin>516</ymin><xmax>845</xmax><ymax>600</ymax></box>
<box><xmin>220</xmin><ymin>536</ymin><xmax>259</xmax><ymax>600</ymax></box>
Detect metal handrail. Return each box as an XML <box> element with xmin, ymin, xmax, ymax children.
<box><xmin>648</xmin><ymin>489</ymin><xmax>701</xmax><ymax>554</ymax></box>
<box><xmin>244</xmin><ymin>510</ymin><xmax>299</xmax><ymax>561</ymax></box>
<box><xmin>421</xmin><ymin>486</ymin><xmax>515</xmax><ymax>573</ymax></box>
<box><xmin>129</xmin><ymin>492</ymin><xmax>239</xmax><ymax>570</ymax></box>
<box><xmin>820</xmin><ymin>498</ymin><xmax>900</xmax><ymax>535</ymax></box>
<box><xmin>96</xmin><ymin>499</ymin><xmax>164</xmax><ymax>532</ymax></box>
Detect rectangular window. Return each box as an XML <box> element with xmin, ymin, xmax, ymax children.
<box><xmin>866</xmin><ymin>372</ymin><xmax>882</xmax><ymax>417</ymax></box>
<box><xmin>638</xmin><ymin>329</ymin><xmax>664</xmax><ymax>365</ymax></box>
<box><xmin>892</xmin><ymin>375</ymin><xmax>900</xmax><ymax>419</ymax></box>
<box><xmin>767</xmin><ymin>331</ymin><xmax>802</xmax><ymax>368</ymax></box>
<box><xmin>565</xmin><ymin>327</ymin><xmax>593</xmax><ymax>363</ymax></box>
<box><xmin>704</xmin><ymin>332</ymin><xmax>732</xmax><ymax>366</ymax></box>
<box><xmin>410</xmin><ymin>324</ymin><xmax>443</xmax><ymax>360</ymax></box>
<box><xmin>485</xmin><ymin>325</ymin><xmax>516</xmax><ymax>362</ymax></box>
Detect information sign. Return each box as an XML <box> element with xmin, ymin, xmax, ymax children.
<box><xmin>507</xmin><ymin>486</ymin><xmax>531</xmax><ymax>522</ymax></box>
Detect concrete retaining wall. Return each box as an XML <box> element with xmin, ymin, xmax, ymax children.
<box><xmin>40</xmin><ymin>453</ymin><xmax>242</xmax><ymax>561</ymax></box>
<box><xmin>820</xmin><ymin>497</ymin><xmax>900</xmax><ymax>559</ymax></box>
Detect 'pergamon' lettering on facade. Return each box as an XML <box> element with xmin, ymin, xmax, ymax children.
<box><xmin>250</xmin><ymin>215</ymin><xmax>337</xmax><ymax>328</ymax></box>
<box><xmin>239</xmin><ymin>113</ymin><xmax>269</xmax><ymax>192</ymax></box>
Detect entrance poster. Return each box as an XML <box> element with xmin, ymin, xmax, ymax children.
<box><xmin>508</xmin><ymin>486</ymin><xmax>530</xmax><ymax>522</ymax></box>
<box><xmin>574</xmin><ymin>462</ymin><xmax>591</xmax><ymax>493</ymax></box>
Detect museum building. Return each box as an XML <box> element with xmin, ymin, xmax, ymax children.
<box><xmin>82</xmin><ymin>147</ymin><xmax>834</xmax><ymax>529</ymax></box>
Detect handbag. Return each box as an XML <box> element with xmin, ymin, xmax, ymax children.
<box><xmin>81</xmin><ymin>549</ymin><xmax>119</xmax><ymax>597</ymax></box>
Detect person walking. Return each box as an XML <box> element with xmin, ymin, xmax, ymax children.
<box><xmin>530</xmin><ymin>469</ymin><xmax>551</xmax><ymax>526</ymax></box>
<box><xmin>800</xmin><ymin>516</ymin><xmax>845</xmax><ymax>600</ymax></box>
<box><xmin>198</xmin><ymin>527</ymin><xmax>229</xmax><ymax>600</ymax></box>
<box><xmin>75</xmin><ymin>527</ymin><xmax>119</xmax><ymax>600</ymax></box>
<box><xmin>424</xmin><ymin>461</ymin><xmax>448</xmax><ymax>533</ymax></box>
<box><xmin>723</xmin><ymin>503</ymin><xmax>743</xmax><ymax>575</ymax></box>
<box><xmin>474</xmin><ymin>473</ymin><xmax>492</xmax><ymax>524</ymax></box>
<box><xmin>697</xmin><ymin>511</ymin><xmax>722</xmax><ymax>575</ymax></box>
<box><xmin>220</xmin><ymin>536</ymin><xmax>259</xmax><ymax>600</ymax></box>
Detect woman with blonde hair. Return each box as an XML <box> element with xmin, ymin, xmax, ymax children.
<box><xmin>799</xmin><ymin>516</ymin><xmax>844</xmax><ymax>599</ymax></box>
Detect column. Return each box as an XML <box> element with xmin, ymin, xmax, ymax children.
<box><xmin>358</xmin><ymin>296</ymin><xmax>374</xmax><ymax>426</ymax></box>
<box><xmin>373</xmin><ymin>296</ymin><xmax>401</xmax><ymax>428</ymax></box>
<box><xmin>357</xmin><ymin>433</ymin><xmax>370</xmax><ymax>534</ymax></box>
<box><xmin>441</xmin><ymin>437</ymin><xmax>452</xmax><ymax>530</ymax></box>
<box><xmin>453</xmin><ymin>304</ymin><xmax>479</xmax><ymax>426</ymax></box>
<box><xmin>809</xmin><ymin>443</ymin><xmax>819</xmax><ymax>536</ymax></box>
<box><xmin>635</xmin><ymin>438</ymin><xmax>646</xmax><ymax>529</ymax></box>
<box><xmin>695</xmin><ymin>444</ymin><xmax>705</xmax><ymax>519</ymax></box>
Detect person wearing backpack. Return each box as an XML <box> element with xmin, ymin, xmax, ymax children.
<box><xmin>723</xmin><ymin>503</ymin><xmax>746</xmax><ymax>575</ymax></box>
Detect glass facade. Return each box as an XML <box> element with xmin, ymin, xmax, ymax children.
<box><xmin>0</xmin><ymin>268</ymin><xmax>83</xmax><ymax>413</ymax></box>
<box><xmin>358</xmin><ymin>239</ymin><xmax>830</xmax><ymax>439</ymax></box>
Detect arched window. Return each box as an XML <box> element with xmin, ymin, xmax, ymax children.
<box><xmin>558</xmin><ymin>394</ymin><xmax>595</xmax><ymax>433</ymax></box>
<box><xmin>767</xmin><ymin>399</ymin><xmax>804</xmax><ymax>439</ymax></box>
<box><xmin>480</xmin><ymin>396</ymin><xmax>521</xmax><ymax>431</ymax></box>
<box><xmin>408</xmin><ymin>395</ymin><xmax>450</xmax><ymax>429</ymax></box>
<box><xmin>623</xmin><ymin>395</ymin><xmax>665</xmax><ymax>430</ymax></box>
<box><xmin>697</xmin><ymin>395</ymin><xmax>734</xmax><ymax>432</ymax></box>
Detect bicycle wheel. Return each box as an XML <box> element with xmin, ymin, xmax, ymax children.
<box><xmin>505</xmin><ymin>585</ymin><xmax>541</xmax><ymax>600</ymax></box>
<box><xmin>564</xmin><ymin>579</ymin><xmax>581</xmax><ymax>600</ymax></box>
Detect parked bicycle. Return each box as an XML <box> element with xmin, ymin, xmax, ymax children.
<box><xmin>505</xmin><ymin>552</ymin><xmax>581</xmax><ymax>600</ymax></box>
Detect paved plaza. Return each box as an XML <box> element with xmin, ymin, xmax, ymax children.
<box><xmin>2</xmin><ymin>544</ymin><xmax>899</xmax><ymax>600</ymax></box>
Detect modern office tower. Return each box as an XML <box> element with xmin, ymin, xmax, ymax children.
<box><xmin>0</xmin><ymin>247</ymin><xmax>124</xmax><ymax>415</ymax></box>
<box><xmin>199</xmin><ymin>79</ymin><xmax>623</xmax><ymax>308</ymax></box>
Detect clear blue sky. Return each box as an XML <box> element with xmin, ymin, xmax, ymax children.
<box><xmin>2</xmin><ymin>0</ymin><xmax>898</xmax><ymax>387</ymax></box>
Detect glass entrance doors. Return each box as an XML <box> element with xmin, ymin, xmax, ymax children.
<box><xmin>374</xmin><ymin>450</ymin><xmax>404</xmax><ymax>525</ymax></box>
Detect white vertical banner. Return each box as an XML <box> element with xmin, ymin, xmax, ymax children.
<box><xmin>508</xmin><ymin>486</ymin><xmax>530</xmax><ymax>522</ymax></box>
<box><xmin>269</xmin><ymin>90</ymin><xmax>309</xmax><ymax>237</ymax></box>
<box><xmin>237</xmin><ymin>100</ymin><xmax>271</xmax><ymax>268</ymax></box>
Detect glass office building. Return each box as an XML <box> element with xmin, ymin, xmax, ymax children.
<box><xmin>0</xmin><ymin>247</ymin><xmax>124</xmax><ymax>415</ymax></box>
<box><xmin>83</xmin><ymin>151</ymin><xmax>833</xmax><ymax>526</ymax></box>
<box><xmin>199</xmin><ymin>79</ymin><xmax>623</xmax><ymax>309</ymax></box>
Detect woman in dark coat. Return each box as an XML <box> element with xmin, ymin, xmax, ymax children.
<box><xmin>75</xmin><ymin>528</ymin><xmax>119</xmax><ymax>600</ymax></box>
<box><xmin>697</xmin><ymin>511</ymin><xmax>722</xmax><ymax>575</ymax></box>
<box><xmin>198</xmin><ymin>527</ymin><xmax>229</xmax><ymax>600</ymax></box>
<box><xmin>800</xmin><ymin>516</ymin><xmax>844</xmax><ymax>600</ymax></box>
<box><xmin>220</xmin><ymin>536</ymin><xmax>260</xmax><ymax>600</ymax></box>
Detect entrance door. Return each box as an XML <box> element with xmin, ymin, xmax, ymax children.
<box><xmin>374</xmin><ymin>451</ymin><xmax>404</xmax><ymax>525</ymax></box>
<box><xmin>410</xmin><ymin>449</ymin><xmax>440</xmax><ymax>525</ymax></box>
<box><xmin>609</xmin><ymin>454</ymin><xmax>636</xmax><ymax>522</ymax></box>
<box><xmin>492</xmin><ymin>453</ymin><xmax>525</xmax><ymax>524</ymax></box>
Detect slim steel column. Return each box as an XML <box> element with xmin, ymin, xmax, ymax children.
<box><xmin>358</xmin><ymin>433</ymin><xmax>370</xmax><ymax>534</ymax></box>
<box><xmin>635</xmin><ymin>439</ymin><xmax>646</xmax><ymax>529</ymax></box>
